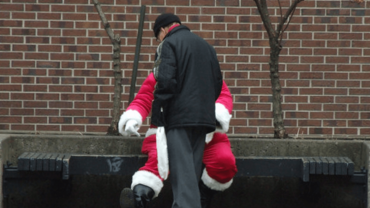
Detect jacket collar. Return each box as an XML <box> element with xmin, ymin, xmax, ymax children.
<box><xmin>163</xmin><ymin>25</ymin><xmax>190</xmax><ymax>40</ymax></box>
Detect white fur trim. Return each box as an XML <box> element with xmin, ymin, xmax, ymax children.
<box><xmin>118</xmin><ymin>110</ymin><xmax>143</xmax><ymax>135</ymax></box>
<box><xmin>205</xmin><ymin>132</ymin><xmax>214</xmax><ymax>144</ymax></box>
<box><xmin>215</xmin><ymin>103</ymin><xmax>232</xmax><ymax>133</ymax></box>
<box><xmin>131</xmin><ymin>170</ymin><xmax>164</xmax><ymax>198</ymax></box>
<box><xmin>145</xmin><ymin>128</ymin><xmax>157</xmax><ymax>137</ymax></box>
<box><xmin>201</xmin><ymin>168</ymin><xmax>233</xmax><ymax>191</ymax></box>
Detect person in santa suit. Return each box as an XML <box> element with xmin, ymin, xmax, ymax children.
<box><xmin>118</xmin><ymin>72</ymin><xmax>237</xmax><ymax>208</ymax></box>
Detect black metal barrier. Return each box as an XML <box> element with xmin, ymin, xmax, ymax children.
<box><xmin>3</xmin><ymin>153</ymin><xmax>368</xmax><ymax>207</ymax></box>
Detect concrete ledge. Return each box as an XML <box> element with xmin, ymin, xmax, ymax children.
<box><xmin>0</xmin><ymin>134</ymin><xmax>369</xmax><ymax>208</ymax></box>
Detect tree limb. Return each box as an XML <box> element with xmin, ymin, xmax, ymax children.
<box><xmin>254</xmin><ymin>0</ymin><xmax>275</xmax><ymax>39</ymax></box>
<box><xmin>93</xmin><ymin>0</ymin><xmax>122</xmax><ymax>135</ymax></box>
<box><xmin>276</xmin><ymin>0</ymin><xmax>304</xmax><ymax>36</ymax></box>
<box><xmin>92</xmin><ymin>0</ymin><xmax>115</xmax><ymax>43</ymax></box>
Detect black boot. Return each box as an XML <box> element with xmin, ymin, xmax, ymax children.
<box><xmin>199</xmin><ymin>180</ymin><xmax>220</xmax><ymax>208</ymax></box>
<box><xmin>120</xmin><ymin>184</ymin><xmax>155</xmax><ymax>208</ymax></box>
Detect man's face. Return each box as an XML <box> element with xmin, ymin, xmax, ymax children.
<box><xmin>156</xmin><ymin>27</ymin><xmax>168</xmax><ymax>43</ymax></box>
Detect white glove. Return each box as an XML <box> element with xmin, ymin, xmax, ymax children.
<box><xmin>125</xmin><ymin>119</ymin><xmax>140</xmax><ymax>137</ymax></box>
<box><xmin>118</xmin><ymin>110</ymin><xmax>143</xmax><ymax>136</ymax></box>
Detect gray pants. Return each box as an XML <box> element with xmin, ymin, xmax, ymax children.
<box><xmin>166</xmin><ymin>127</ymin><xmax>207</xmax><ymax>208</ymax></box>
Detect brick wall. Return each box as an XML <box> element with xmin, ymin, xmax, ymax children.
<box><xmin>0</xmin><ymin>0</ymin><xmax>369</xmax><ymax>137</ymax></box>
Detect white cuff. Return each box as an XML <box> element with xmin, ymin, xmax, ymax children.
<box><xmin>131</xmin><ymin>170</ymin><xmax>164</xmax><ymax>198</ymax></box>
<box><xmin>215</xmin><ymin>103</ymin><xmax>232</xmax><ymax>133</ymax></box>
<box><xmin>201</xmin><ymin>168</ymin><xmax>233</xmax><ymax>191</ymax></box>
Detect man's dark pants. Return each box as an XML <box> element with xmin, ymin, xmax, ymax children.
<box><xmin>166</xmin><ymin>127</ymin><xmax>208</xmax><ymax>208</ymax></box>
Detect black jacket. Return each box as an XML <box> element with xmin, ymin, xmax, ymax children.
<box><xmin>151</xmin><ymin>25</ymin><xmax>222</xmax><ymax>132</ymax></box>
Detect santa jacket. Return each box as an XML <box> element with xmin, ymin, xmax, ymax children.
<box><xmin>120</xmin><ymin>73</ymin><xmax>232</xmax><ymax>137</ymax></box>
<box><xmin>151</xmin><ymin>25</ymin><xmax>223</xmax><ymax>132</ymax></box>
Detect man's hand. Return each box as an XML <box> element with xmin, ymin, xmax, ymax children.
<box><xmin>124</xmin><ymin>119</ymin><xmax>141</xmax><ymax>137</ymax></box>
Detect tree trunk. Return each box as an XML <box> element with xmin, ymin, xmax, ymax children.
<box><xmin>93</xmin><ymin>0</ymin><xmax>122</xmax><ymax>135</ymax></box>
<box><xmin>269</xmin><ymin>38</ymin><xmax>287</xmax><ymax>138</ymax></box>
<box><xmin>106</xmin><ymin>34</ymin><xmax>122</xmax><ymax>135</ymax></box>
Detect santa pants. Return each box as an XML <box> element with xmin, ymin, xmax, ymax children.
<box><xmin>131</xmin><ymin>132</ymin><xmax>238</xmax><ymax>198</ymax></box>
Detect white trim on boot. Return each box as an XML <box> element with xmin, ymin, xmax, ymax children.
<box><xmin>201</xmin><ymin>168</ymin><xmax>233</xmax><ymax>191</ymax></box>
<box><xmin>131</xmin><ymin>170</ymin><xmax>164</xmax><ymax>198</ymax></box>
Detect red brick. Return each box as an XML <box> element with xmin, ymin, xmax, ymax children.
<box><xmin>51</xmin><ymin>53</ymin><xmax>75</xmax><ymax>61</ymax></box>
<box><xmin>74</xmin><ymin>86</ymin><xmax>98</xmax><ymax>92</ymax></box>
<box><xmin>34</xmin><ymin>109</ymin><xmax>58</xmax><ymax>116</ymax></box>
<box><xmin>298</xmin><ymin>104</ymin><xmax>322</xmax><ymax>111</ymax></box>
<box><xmin>24</xmin><ymin>117</ymin><xmax>47</xmax><ymax>123</ymax></box>
<box><xmin>335</xmin><ymin>128</ymin><xmax>358</xmax><ymax>135</ymax></box>
<box><xmin>47</xmin><ymin>85</ymin><xmax>72</xmax><ymax>93</ymax></box>
<box><xmin>24</xmin><ymin>21</ymin><xmax>48</xmax><ymax>28</ymax></box>
<box><xmin>11</xmin><ymin>93</ymin><xmax>34</xmax><ymax>100</ymax></box>
<box><xmin>25</xmin><ymin>53</ymin><xmax>48</xmax><ymax>60</ymax></box>
<box><xmin>26</xmin><ymin>37</ymin><xmax>50</xmax><ymax>44</ymax></box>
<box><xmin>298</xmin><ymin>119</ymin><xmax>322</xmax><ymax>126</ymax></box>
<box><xmin>338</xmin><ymin>65</ymin><xmax>360</xmax><ymax>71</ymax></box>
<box><xmin>336</xmin><ymin>96</ymin><xmax>359</xmax><ymax>103</ymax></box>
<box><xmin>259</xmin><ymin>127</ymin><xmax>275</xmax><ymax>135</ymax></box>
<box><xmin>0</xmin><ymin>85</ymin><xmax>22</xmax><ymax>91</ymax></box>
<box><xmin>337</xmin><ymin>81</ymin><xmax>360</xmax><ymax>88</ymax></box>
<box><xmin>36</xmin><ymin>125</ymin><xmax>60</xmax><ymax>131</ymax></box>
<box><xmin>38</xmin><ymin>45</ymin><xmax>62</xmax><ymax>52</ymax></box>
<box><xmin>86</xmin><ymin>110</ymin><xmax>109</xmax><ymax>116</ymax></box>
<box><xmin>249</xmin><ymin>119</ymin><xmax>272</xmax><ymax>126</ymax></box>
<box><xmin>49</xmin><ymin>117</ymin><xmax>72</xmax><ymax>124</ymax></box>
<box><xmin>12</xmin><ymin>45</ymin><xmax>36</xmax><ymax>51</ymax></box>
<box><xmin>312</xmin><ymin>81</ymin><xmax>335</xmax><ymax>87</ymax></box>
<box><xmin>285</xmin><ymin>112</ymin><xmax>309</xmax><ymax>119</ymax></box>
<box><xmin>51</xmin><ymin>37</ymin><xmax>75</xmax><ymax>44</ymax></box>
<box><xmin>62</xmin><ymin>125</ymin><xmax>85</xmax><ymax>132</ymax></box>
<box><xmin>201</xmin><ymin>7</ymin><xmax>224</xmax><ymax>14</ymax></box>
<box><xmin>12</xmin><ymin>61</ymin><xmax>35</xmax><ymax>68</ymax></box>
<box><xmin>74</xmin><ymin>117</ymin><xmax>97</xmax><ymax>124</ymax></box>
<box><xmin>309</xmin><ymin>128</ymin><xmax>333</xmax><ymax>135</ymax></box>
<box><xmin>0</xmin><ymin>28</ymin><xmax>10</xmax><ymax>35</ymax></box>
<box><xmin>37</xmin><ymin>29</ymin><xmax>61</xmax><ymax>36</ymax></box>
<box><xmin>336</xmin><ymin>112</ymin><xmax>359</xmax><ymax>119</ymax></box>
<box><xmin>11</xmin><ymin>125</ymin><xmax>35</xmax><ymax>131</ymax></box>
<box><xmin>0</xmin><ymin>116</ymin><xmax>22</xmax><ymax>123</ymax></box>
<box><xmin>0</xmin><ymin>52</ymin><xmax>23</xmax><ymax>59</ymax></box>
<box><xmin>216</xmin><ymin>0</ymin><xmax>238</xmax><ymax>6</ymax></box>
<box><xmin>248</xmin><ymin>104</ymin><xmax>271</xmax><ymax>111</ymax></box>
<box><xmin>302</xmin><ymin>25</ymin><xmax>326</xmax><ymax>32</ymax></box>
<box><xmin>234</xmin><ymin>127</ymin><xmax>257</xmax><ymax>134</ymax></box>
<box><xmin>23</xmin><ymin>69</ymin><xmax>46</xmax><ymax>76</ymax></box>
<box><xmin>11</xmin><ymin>109</ymin><xmax>34</xmax><ymax>115</ymax></box>
<box><xmin>12</xmin><ymin>12</ymin><xmax>36</xmax><ymax>19</ymax></box>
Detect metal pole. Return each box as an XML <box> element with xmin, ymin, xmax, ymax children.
<box><xmin>129</xmin><ymin>5</ymin><xmax>146</xmax><ymax>104</ymax></box>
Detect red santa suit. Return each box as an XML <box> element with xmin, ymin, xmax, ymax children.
<box><xmin>118</xmin><ymin>73</ymin><xmax>237</xmax><ymax>198</ymax></box>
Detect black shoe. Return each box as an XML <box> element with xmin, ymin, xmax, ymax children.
<box><xmin>120</xmin><ymin>188</ymin><xmax>135</xmax><ymax>208</ymax></box>
<box><xmin>132</xmin><ymin>184</ymin><xmax>155</xmax><ymax>208</ymax></box>
<box><xmin>199</xmin><ymin>180</ymin><xmax>219</xmax><ymax>208</ymax></box>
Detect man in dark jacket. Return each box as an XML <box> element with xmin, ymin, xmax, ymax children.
<box><xmin>151</xmin><ymin>13</ymin><xmax>223</xmax><ymax>208</ymax></box>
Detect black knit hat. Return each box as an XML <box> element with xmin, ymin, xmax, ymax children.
<box><xmin>153</xmin><ymin>13</ymin><xmax>181</xmax><ymax>38</ymax></box>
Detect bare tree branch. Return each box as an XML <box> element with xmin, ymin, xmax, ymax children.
<box><xmin>279</xmin><ymin>6</ymin><xmax>297</xmax><ymax>45</ymax></box>
<box><xmin>278</xmin><ymin>0</ymin><xmax>283</xmax><ymax>30</ymax></box>
<box><xmin>93</xmin><ymin>0</ymin><xmax>122</xmax><ymax>135</ymax></box>
<box><xmin>276</xmin><ymin>0</ymin><xmax>304</xmax><ymax>34</ymax></box>
<box><xmin>93</xmin><ymin>0</ymin><xmax>115</xmax><ymax>42</ymax></box>
<box><xmin>254</xmin><ymin>0</ymin><xmax>275</xmax><ymax>38</ymax></box>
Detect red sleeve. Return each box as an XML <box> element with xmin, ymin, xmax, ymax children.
<box><xmin>127</xmin><ymin>73</ymin><xmax>156</xmax><ymax>122</ymax></box>
<box><xmin>216</xmin><ymin>81</ymin><xmax>233</xmax><ymax>114</ymax></box>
